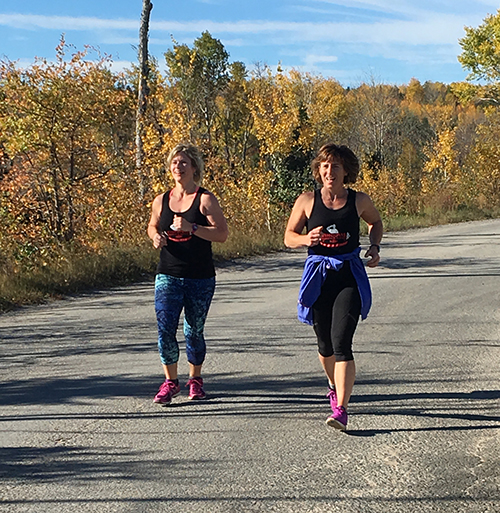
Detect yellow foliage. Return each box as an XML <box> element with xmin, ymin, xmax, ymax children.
<box><xmin>357</xmin><ymin>164</ymin><xmax>416</xmax><ymax>217</ymax></box>
<box><xmin>1</xmin><ymin>36</ymin><xmax>498</xmax><ymax>279</ymax></box>
<box><xmin>247</xmin><ymin>69</ymin><xmax>299</xmax><ymax>156</ymax></box>
<box><xmin>422</xmin><ymin>128</ymin><xmax>460</xmax><ymax>195</ymax></box>
<box><xmin>463</xmin><ymin>114</ymin><xmax>500</xmax><ymax>206</ymax></box>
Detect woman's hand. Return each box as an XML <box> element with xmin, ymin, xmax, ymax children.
<box><xmin>171</xmin><ymin>214</ymin><xmax>192</xmax><ymax>232</ymax></box>
<box><xmin>171</xmin><ymin>214</ymin><xmax>197</xmax><ymax>233</ymax></box>
<box><xmin>306</xmin><ymin>226</ymin><xmax>323</xmax><ymax>247</ymax></box>
<box><xmin>171</xmin><ymin>214</ymin><xmax>185</xmax><ymax>232</ymax></box>
<box><xmin>364</xmin><ymin>245</ymin><xmax>380</xmax><ymax>267</ymax></box>
<box><xmin>152</xmin><ymin>232</ymin><xmax>168</xmax><ymax>249</ymax></box>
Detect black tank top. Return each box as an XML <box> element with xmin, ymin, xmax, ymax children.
<box><xmin>157</xmin><ymin>187</ymin><xmax>215</xmax><ymax>278</ymax></box>
<box><xmin>306</xmin><ymin>188</ymin><xmax>360</xmax><ymax>256</ymax></box>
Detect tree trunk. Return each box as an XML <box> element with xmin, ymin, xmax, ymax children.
<box><xmin>136</xmin><ymin>0</ymin><xmax>153</xmax><ymax>200</ymax></box>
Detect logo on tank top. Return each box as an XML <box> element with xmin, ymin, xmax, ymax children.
<box><xmin>320</xmin><ymin>224</ymin><xmax>350</xmax><ymax>248</ymax></box>
<box><xmin>166</xmin><ymin>229</ymin><xmax>192</xmax><ymax>243</ymax></box>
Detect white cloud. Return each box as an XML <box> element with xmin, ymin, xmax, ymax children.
<box><xmin>107</xmin><ymin>59</ymin><xmax>135</xmax><ymax>72</ymax></box>
<box><xmin>303</xmin><ymin>0</ymin><xmax>496</xmax><ymax>18</ymax></box>
<box><xmin>0</xmin><ymin>14</ymin><xmax>137</xmax><ymax>31</ymax></box>
<box><xmin>0</xmin><ymin>55</ymin><xmax>134</xmax><ymax>72</ymax></box>
<box><xmin>0</xmin><ymin>12</ymin><xmax>484</xmax><ymax>48</ymax></box>
<box><xmin>0</xmin><ymin>10</ymin><xmax>487</xmax><ymax>68</ymax></box>
<box><xmin>304</xmin><ymin>54</ymin><xmax>339</xmax><ymax>67</ymax></box>
<box><xmin>302</xmin><ymin>0</ymin><xmax>422</xmax><ymax>17</ymax></box>
<box><xmin>0</xmin><ymin>57</ymin><xmax>33</xmax><ymax>67</ymax></box>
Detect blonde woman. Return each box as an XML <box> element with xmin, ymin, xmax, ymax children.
<box><xmin>148</xmin><ymin>143</ymin><xmax>228</xmax><ymax>404</ymax></box>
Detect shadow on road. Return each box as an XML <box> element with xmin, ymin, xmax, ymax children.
<box><xmin>2</xmin><ymin>371</ymin><xmax>499</xmax><ymax>430</ymax></box>
<box><xmin>375</xmin><ymin>256</ymin><xmax>500</xmax><ymax>276</ymax></box>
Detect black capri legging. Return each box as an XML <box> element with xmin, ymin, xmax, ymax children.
<box><xmin>312</xmin><ymin>262</ymin><xmax>361</xmax><ymax>361</ymax></box>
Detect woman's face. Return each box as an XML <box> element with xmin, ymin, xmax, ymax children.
<box><xmin>318</xmin><ymin>157</ymin><xmax>347</xmax><ymax>188</ymax></box>
<box><xmin>170</xmin><ymin>152</ymin><xmax>195</xmax><ymax>183</ymax></box>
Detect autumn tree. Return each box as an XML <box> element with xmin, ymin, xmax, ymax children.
<box><xmin>404</xmin><ymin>78</ymin><xmax>426</xmax><ymax>104</ymax></box>
<box><xmin>299</xmin><ymin>76</ymin><xmax>349</xmax><ymax>149</ymax></box>
<box><xmin>218</xmin><ymin>61</ymin><xmax>255</xmax><ymax>173</ymax></box>
<box><xmin>466</xmin><ymin>112</ymin><xmax>500</xmax><ymax>207</ymax></box>
<box><xmin>421</xmin><ymin>127</ymin><xmax>462</xmax><ymax>211</ymax></box>
<box><xmin>459</xmin><ymin>9</ymin><xmax>500</xmax><ymax>83</ymax></box>
<box><xmin>165</xmin><ymin>31</ymin><xmax>230</xmax><ymax>151</ymax></box>
<box><xmin>351</xmin><ymin>78</ymin><xmax>401</xmax><ymax>175</ymax></box>
<box><xmin>0</xmin><ymin>39</ymin><xmax>135</xmax><ymax>253</ymax></box>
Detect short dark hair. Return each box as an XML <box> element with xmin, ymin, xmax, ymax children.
<box><xmin>311</xmin><ymin>143</ymin><xmax>359</xmax><ymax>185</ymax></box>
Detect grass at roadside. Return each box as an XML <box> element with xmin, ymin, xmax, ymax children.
<box><xmin>0</xmin><ymin>226</ymin><xmax>287</xmax><ymax>312</ymax></box>
<box><xmin>381</xmin><ymin>205</ymin><xmax>500</xmax><ymax>232</ymax></box>
<box><xmin>0</xmin><ymin>244</ymin><xmax>159</xmax><ymax>312</ymax></box>
<box><xmin>1</xmin><ymin>206</ymin><xmax>499</xmax><ymax>312</ymax></box>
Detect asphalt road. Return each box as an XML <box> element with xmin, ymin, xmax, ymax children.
<box><xmin>1</xmin><ymin>219</ymin><xmax>500</xmax><ymax>513</ymax></box>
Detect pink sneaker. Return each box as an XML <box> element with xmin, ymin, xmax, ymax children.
<box><xmin>153</xmin><ymin>380</ymin><xmax>180</xmax><ymax>405</ymax></box>
<box><xmin>187</xmin><ymin>377</ymin><xmax>206</xmax><ymax>400</ymax></box>
<box><xmin>326</xmin><ymin>406</ymin><xmax>348</xmax><ymax>430</ymax></box>
<box><xmin>327</xmin><ymin>387</ymin><xmax>337</xmax><ymax>411</ymax></box>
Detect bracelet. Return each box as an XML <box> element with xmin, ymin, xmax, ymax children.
<box><xmin>191</xmin><ymin>223</ymin><xmax>198</xmax><ymax>233</ymax></box>
<box><xmin>370</xmin><ymin>244</ymin><xmax>380</xmax><ymax>252</ymax></box>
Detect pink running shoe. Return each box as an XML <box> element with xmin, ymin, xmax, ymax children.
<box><xmin>327</xmin><ymin>387</ymin><xmax>337</xmax><ymax>411</ymax></box>
<box><xmin>187</xmin><ymin>377</ymin><xmax>206</xmax><ymax>400</ymax></box>
<box><xmin>153</xmin><ymin>379</ymin><xmax>181</xmax><ymax>405</ymax></box>
<box><xmin>326</xmin><ymin>406</ymin><xmax>348</xmax><ymax>431</ymax></box>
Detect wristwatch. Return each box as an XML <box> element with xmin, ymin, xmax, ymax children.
<box><xmin>191</xmin><ymin>223</ymin><xmax>198</xmax><ymax>233</ymax></box>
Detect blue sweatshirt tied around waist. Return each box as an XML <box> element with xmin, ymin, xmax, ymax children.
<box><xmin>297</xmin><ymin>247</ymin><xmax>372</xmax><ymax>325</ymax></box>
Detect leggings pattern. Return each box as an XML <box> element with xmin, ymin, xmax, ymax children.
<box><xmin>312</xmin><ymin>265</ymin><xmax>361</xmax><ymax>361</ymax></box>
<box><xmin>155</xmin><ymin>274</ymin><xmax>216</xmax><ymax>366</ymax></box>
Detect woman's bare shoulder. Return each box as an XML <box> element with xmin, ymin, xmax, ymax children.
<box><xmin>295</xmin><ymin>190</ymin><xmax>315</xmax><ymax>205</ymax></box>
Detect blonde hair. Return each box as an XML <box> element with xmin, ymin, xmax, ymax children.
<box><xmin>166</xmin><ymin>143</ymin><xmax>204</xmax><ymax>184</ymax></box>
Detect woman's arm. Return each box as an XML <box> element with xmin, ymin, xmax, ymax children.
<box><xmin>172</xmin><ymin>191</ymin><xmax>229</xmax><ymax>243</ymax></box>
<box><xmin>147</xmin><ymin>194</ymin><xmax>167</xmax><ymax>249</ymax></box>
<box><xmin>356</xmin><ymin>191</ymin><xmax>383</xmax><ymax>268</ymax></box>
<box><xmin>284</xmin><ymin>192</ymin><xmax>322</xmax><ymax>248</ymax></box>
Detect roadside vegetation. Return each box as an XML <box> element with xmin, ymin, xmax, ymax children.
<box><xmin>2</xmin><ymin>10</ymin><xmax>500</xmax><ymax>311</ymax></box>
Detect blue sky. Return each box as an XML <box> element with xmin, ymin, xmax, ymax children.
<box><xmin>0</xmin><ymin>0</ymin><xmax>498</xmax><ymax>86</ymax></box>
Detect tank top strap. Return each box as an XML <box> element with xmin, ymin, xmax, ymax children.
<box><xmin>347</xmin><ymin>187</ymin><xmax>357</xmax><ymax>210</ymax></box>
<box><xmin>313</xmin><ymin>188</ymin><xmax>321</xmax><ymax>207</ymax></box>
<box><xmin>190</xmin><ymin>187</ymin><xmax>204</xmax><ymax>213</ymax></box>
<box><xmin>162</xmin><ymin>190</ymin><xmax>173</xmax><ymax>214</ymax></box>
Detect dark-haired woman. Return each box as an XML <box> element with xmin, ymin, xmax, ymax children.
<box><xmin>148</xmin><ymin>143</ymin><xmax>228</xmax><ymax>405</ymax></box>
<box><xmin>284</xmin><ymin>143</ymin><xmax>383</xmax><ymax>430</ymax></box>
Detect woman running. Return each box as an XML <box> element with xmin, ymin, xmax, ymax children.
<box><xmin>284</xmin><ymin>143</ymin><xmax>383</xmax><ymax>430</ymax></box>
<box><xmin>148</xmin><ymin>143</ymin><xmax>228</xmax><ymax>405</ymax></box>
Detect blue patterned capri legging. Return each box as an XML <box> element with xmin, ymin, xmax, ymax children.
<box><xmin>155</xmin><ymin>274</ymin><xmax>216</xmax><ymax>366</ymax></box>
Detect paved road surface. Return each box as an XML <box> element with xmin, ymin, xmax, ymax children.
<box><xmin>1</xmin><ymin>219</ymin><xmax>500</xmax><ymax>512</ymax></box>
